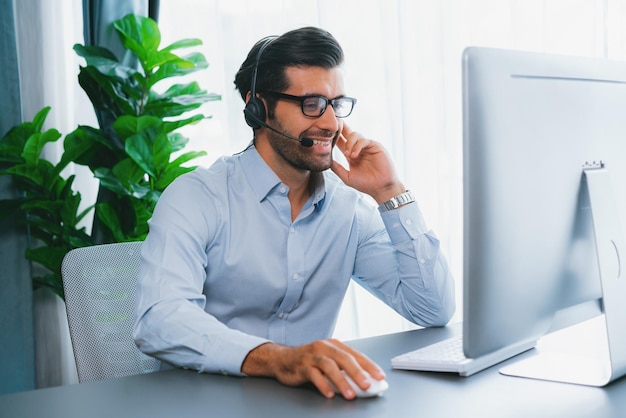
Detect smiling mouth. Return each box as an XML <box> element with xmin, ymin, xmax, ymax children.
<box><xmin>304</xmin><ymin>131</ymin><xmax>338</xmax><ymax>148</ymax></box>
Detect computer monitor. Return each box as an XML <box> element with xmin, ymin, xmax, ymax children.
<box><xmin>462</xmin><ymin>46</ymin><xmax>626</xmax><ymax>386</ymax></box>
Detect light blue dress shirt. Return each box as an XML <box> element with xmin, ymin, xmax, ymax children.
<box><xmin>133</xmin><ymin>146</ymin><xmax>455</xmax><ymax>376</ymax></box>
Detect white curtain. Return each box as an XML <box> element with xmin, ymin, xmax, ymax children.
<box><xmin>23</xmin><ymin>2</ymin><xmax>626</xmax><ymax>388</ymax></box>
<box><xmin>15</xmin><ymin>0</ymin><xmax>86</xmax><ymax>389</ymax></box>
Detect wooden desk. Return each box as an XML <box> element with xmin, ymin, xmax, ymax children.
<box><xmin>1</xmin><ymin>325</ymin><xmax>624</xmax><ymax>417</ymax></box>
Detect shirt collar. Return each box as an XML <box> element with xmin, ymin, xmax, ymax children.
<box><xmin>240</xmin><ymin>146</ymin><xmax>282</xmax><ymax>202</ymax></box>
<box><xmin>239</xmin><ymin>145</ymin><xmax>327</xmax><ymax>207</ymax></box>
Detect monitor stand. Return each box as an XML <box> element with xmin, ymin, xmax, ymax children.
<box><xmin>500</xmin><ymin>164</ymin><xmax>626</xmax><ymax>386</ymax></box>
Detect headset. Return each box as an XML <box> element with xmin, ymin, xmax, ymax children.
<box><xmin>242</xmin><ymin>36</ymin><xmax>314</xmax><ymax>147</ymax></box>
<box><xmin>243</xmin><ymin>36</ymin><xmax>279</xmax><ymax>129</ymax></box>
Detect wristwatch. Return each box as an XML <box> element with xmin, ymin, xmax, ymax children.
<box><xmin>378</xmin><ymin>190</ymin><xmax>415</xmax><ymax>213</ymax></box>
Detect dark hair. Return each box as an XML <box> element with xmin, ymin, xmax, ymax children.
<box><xmin>234</xmin><ymin>27</ymin><xmax>344</xmax><ymax>117</ymax></box>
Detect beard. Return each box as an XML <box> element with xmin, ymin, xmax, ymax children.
<box><xmin>266</xmin><ymin>119</ymin><xmax>338</xmax><ymax>172</ymax></box>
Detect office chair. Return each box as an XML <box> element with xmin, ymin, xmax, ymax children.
<box><xmin>61</xmin><ymin>241</ymin><xmax>160</xmax><ymax>382</ymax></box>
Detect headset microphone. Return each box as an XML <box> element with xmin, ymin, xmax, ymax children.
<box><xmin>244</xmin><ymin>36</ymin><xmax>313</xmax><ymax>148</ymax></box>
<box><xmin>244</xmin><ymin>110</ymin><xmax>314</xmax><ymax>147</ymax></box>
<box><xmin>260</xmin><ymin>120</ymin><xmax>314</xmax><ymax>147</ymax></box>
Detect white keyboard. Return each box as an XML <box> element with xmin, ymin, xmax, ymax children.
<box><xmin>391</xmin><ymin>335</ymin><xmax>535</xmax><ymax>377</ymax></box>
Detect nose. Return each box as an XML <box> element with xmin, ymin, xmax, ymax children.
<box><xmin>316</xmin><ymin>103</ymin><xmax>340</xmax><ymax>132</ymax></box>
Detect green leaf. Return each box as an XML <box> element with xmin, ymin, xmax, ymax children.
<box><xmin>111</xmin><ymin>158</ymin><xmax>145</xmax><ymax>186</ymax></box>
<box><xmin>86</xmin><ymin>58</ymin><xmax>137</xmax><ymax>80</ymax></box>
<box><xmin>21</xmin><ymin>198</ymin><xmax>64</xmax><ymax>216</ymax></box>
<box><xmin>163</xmin><ymin>114</ymin><xmax>206</xmax><ymax>134</ymax></box>
<box><xmin>114</xmin><ymin>115</ymin><xmax>173</xmax><ymax>178</ymax></box>
<box><xmin>125</xmin><ymin>131</ymin><xmax>172</xmax><ymax>178</ymax></box>
<box><xmin>162</xmin><ymin>38</ymin><xmax>203</xmax><ymax>52</ymax></box>
<box><xmin>94</xmin><ymin>168</ymin><xmax>132</xmax><ymax>196</ymax></box>
<box><xmin>25</xmin><ymin>246</ymin><xmax>68</xmax><ymax>275</ymax></box>
<box><xmin>145</xmin><ymin>50</ymin><xmax>190</xmax><ymax>74</ymax></box>
<box><xmin>148</xmin><ymin>52</ymin><xmax>209</xmax><ymax>90</ymax></box>
<box><xmin>0</xmin><ymin>126</ymin><xmax>28</xmax><ymax>164</ymax></box>
<box><xmin>159</xmin><ymin>81</ymin><xmax>208</xmax><ymax>99</ymax></box>
<box><xmin>129</xmin><ymin>182</ymin><xmax>159</xmax><ymax>200</ymax></box>
<box><xmin>4</xmin><ymin>163</ymin><xmax>48</xmax><ymax>187</ymax></box>
<box><xmin>73</xmin><ymin>44</ymin><xmax>137</xmax><ymax>79</ymax></box>
<box><xmin>31</xmin><ymin>107</ymin><xmax>52</xmax><ymax>133</ymax></box>
<box><xmin>123</xmin><ymin>135</ymin><xmax>154</xmax><ymax>176</ymax></box>
<box><xmin>167</xmin><ymin>133</ymin><xmax>189</xmax><ymax>153</ymax></box>
<box><xmin>181</xmin><ymin>51</ymin><xmax>209</xmax><ymax>69</ymax></box>
<box><xmin>78</xmin><ymin>66</ymin><xmax>139</xmax><ymax>117</ymax></box>
<box><xmin>129</xmin><ymin>198</ymin><xmax>152</xmax><ymax>239</ymax></box>
<box><xmin>113</xmin><ymin>14</ymin><xmax>161</xmax><ymax>71</ymax></box>
<box><xmin>76</xmin><ymin>203</ymin><xmax>96</xmax><ymax>226</ymax></box>
<box><xmin>151</xmin><ymin>132</ymin><xmax>171</xmax><ymax>176</ymax></box>
<box><xmin>59</xmin><ymin>180</ymin><xmax>83</xmax><ymax>226</ymax></box>
<box><xmin>155</xmin><ymin>165</ymin><xmax>196</xmax><ymax>190</ymax></box>
<box><xmin>145</xmin><ymin>82</ymin><xmax>219</xmax><ymax>118</ymax></box>
<box><xmin>62</xmin><ymin>126</ymin><xmax>108</xmax><ymax>170</ymax></box>
<box><xmin>96</xmin><ymin>202</ymin><xmax>125</xmax><ymax>242</ymax></box>
<box><xmin>73</xmin><ymin>44</ymin><xmax>119</xmax><ymax>61</ymax></box>
<box><xmin>112</xmin><ymin>114</ymin><xmax>161</xmax><ymax>139</ymax></box>
<box><xmin>22</xmin><ymin>129</ymin><xmax>62</xmax><ymax>166</ymax></box>
<box><xmin>170</xmin><ymin>150</ymin><xmax>207</xmax><ymax>167</ymax></box>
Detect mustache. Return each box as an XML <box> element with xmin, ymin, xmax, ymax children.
<box><xmin>302</xmin><ymin>129</ymin><xmax>338</xmax><ymax>140</ymax></box>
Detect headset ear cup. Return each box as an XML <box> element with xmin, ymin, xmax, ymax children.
<box><xmin>244</xmin><ymin>97</ymin><xmax>266</xmax><ymax>129</ymax></box>
<box><xmin>245</xmin><ymin>36</ymin><xmax>276</xmax><ymax>129</ymax></box>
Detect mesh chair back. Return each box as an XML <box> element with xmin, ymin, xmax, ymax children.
<box><xmin>61</xmin><ymin>241</ymin><xmax>160</xmax><ymax>382</ymax></box>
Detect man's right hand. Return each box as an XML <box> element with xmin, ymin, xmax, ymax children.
<box><xmin>240</xmin><ymin>339</ymin><xmax>386</xmax><ymax>400</ymax></box>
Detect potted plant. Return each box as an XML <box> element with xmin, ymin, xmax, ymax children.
<box><xmin>0</xmin><ymin>14</ymin><xmax>220</xmax><ymax>298</ymax></box>
<box><xmin>0</xmin><ymin>107</ymin><xmax>93</xmax><ymax>297</ymax></box>
<box><xmin>71</xmin><ymin>13</ymin><xmax>221</xmax><ymax>244</ymax></box>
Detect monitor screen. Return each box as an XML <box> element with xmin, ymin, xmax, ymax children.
<box><xmin>461</xmin><ymin>47</ymin><xmax>626</xmax><ymax>377</ymax></box>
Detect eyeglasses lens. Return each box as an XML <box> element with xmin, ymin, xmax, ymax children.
<box><xmin>302</xmin><ymin>97</ymin><xmax>325</xmax><ymax>117</ymax></box>
<box><xmin>301</xmin><ymin>97</ymin><xmax>353</xmax><ymax>117</ymax></box>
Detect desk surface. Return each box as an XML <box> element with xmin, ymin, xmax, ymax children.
<box><xmin>1</xmin><ymin>324</ymin><xmax>624</xmax><ymax>418</ymax></box>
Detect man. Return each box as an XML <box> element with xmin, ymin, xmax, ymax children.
<box><xmin>133</xmin><ymin>26</ymin><xmax>455</xmax><ymax>400</ymax></box>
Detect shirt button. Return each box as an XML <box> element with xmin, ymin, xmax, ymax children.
<box><xmin>419</xmin><ymin>258</ymin><xmax>426</xmax><ymax>264</ymax></box>
<box><xmin>279</xmin><ymin>186</ymin><xmax>287</xmax><ymax>194</ymax></box>
<box><xmin>293</xmin><ymin>273</ymin><xmax>300</xmax><ymax>281</ymax></box>
<box><xmin>278</xmin><ymin>312</ymin><xmax>284</xmax><ymax>319</ymax></box>
<box><xmin>405</xmin><ymin>218</ymin><xmax>414</xmax><ymax>225</ymax></box>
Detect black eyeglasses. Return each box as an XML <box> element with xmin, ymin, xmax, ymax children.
<box><xmin>261</xmin><ymin>91</ymin><xmax>357</xmax><ymax>118</ymax></box>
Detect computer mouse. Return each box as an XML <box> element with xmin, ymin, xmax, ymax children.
<box><xmin>335</xmin><ymin>370</ymin><xmax>389</xmax><ymax>398</ymax></box>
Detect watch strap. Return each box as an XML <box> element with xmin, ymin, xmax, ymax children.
<box><xmin>378</xmin><ymin>190</ymin><xmax>415</xmax><ymax>213</ymax></box>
